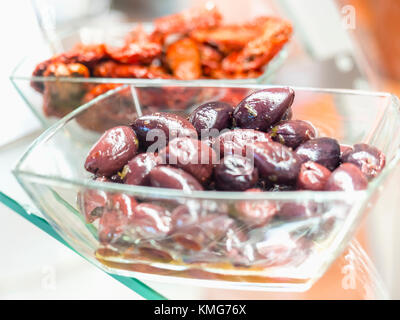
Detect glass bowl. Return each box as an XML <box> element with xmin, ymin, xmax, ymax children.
<box><xmin>13</xmin><ymin>84</ymin><xmax>400</xmax><ymax>292</ymax></box>
<box><xmin>10</xmin><ymin>23</ymin><xmax>288</xmax><ymax>128</ymax></box>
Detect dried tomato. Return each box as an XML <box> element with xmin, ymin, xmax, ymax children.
<box><xmin>41</xmin><ymin>62</ymin><xmax>90</xmax><ymax>117</ymax></box>
<box><xmin>154</xmin><ymin>5</ymin><xmax>222</xmax><ymax>36</ymax></box>
<box><xmin>166</xmin><ymin>37</ymin><xmax>202</xmax><ymax>80</ymax></box>
<box><xmin>222</xmin><ymin>18</ymin><xmax>292</xmax><ymax>72</ymax></box>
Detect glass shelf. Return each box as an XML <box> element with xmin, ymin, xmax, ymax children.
<box><xmin>0</xmin><ymin>190</ymin><xmax>166</xmax><ymax>300</ymax></box>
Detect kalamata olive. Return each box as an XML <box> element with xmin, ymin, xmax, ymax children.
<box><xmin>98</xmin><ymin>210</ymin><xmax>131</xmax><ymax>246</ymax></box>
<box><xmin>214</xmin><ymin>155</ymin><xmax>258</xmax><ymax>191</ymax></box>
<box><xmin>109</xmin><ymin>174</ymin><xmax>124</xmax><ymax>184</ymax></box>
<box><xmin>173</xmin><ymin>215</ymin><xmax>238</xmax><ymax>251</ymax></box>
<box><xmin>170</xmin><ymin>202</ymin><xmax>227</xmax><ymax>234</ymax></box>
<box><xmin>123</xmin><ymin>152</ymin><xmax>160</xmax><ymax>186</ymax></box>
<box><xmin>94</xmin><ymin>176</ymin><xmax>110</xmax><ymax>183</ymax></box>
<box><xmin>84</xmin><ymin>126</ymin><xmax>139</xmax><ymax>177</ymax></box>
<box><xmin>281</xmin><ymin>107</ymin><xmax>293</xmax><ymax>121</ymax></box>
<box><xmin>132</xmin><ymin>203</ymin><xmax>172</xmax><ymax>239</ymax></box>
<box><xmin>138</xmin><ymin>246</ymin><xmax>173</xmax><ymax>262</ymax></box>
<box><xmin>268</xmin><ymin>184</ymin><xmax>296</xmax><ymax>192</ymax></box>
<box><xmin>324</xmin><ymin>163</ymin><xmax>368</xmax><ymax>191</ymax></box>
<box><xmin>233</xmin><ymin>87</ymin><xmax>295</xmax><ymax>131</ymax></box>
<box><xmin>189</xmin><ymin>101</ymin><xmax>235</xmax><ymax>136</ymax></box>
<box><xmin>341</xmin><ymin>143</ymin><xmax>386</xmax><ymax>180</ymax></box>
<box><xmin>277</xmin><ymin>201</ymin><xmax>318</xmax><ymax>220</ymax></box>
<box><xmin>149</xmin><ymin>166</ymin><xmax>204</xmax><ymax>191</ymax></box>
<box><xmin>159</xmin><ymin>137</ymin><xmax>216</xmax><ymax>184</ymax></box>
<box><xmin>170</xmin><ymin>205</ymin><xmax>197</xmax><ymax>231</ymax></box>
<box><xmin>340</xmin><ymin>144</ymin><xmax>353</xmax><ymax>158</ymax></box>
<box><xmin>131</xmin><ymin>112</ymin><xmax>197</xmax><ymax>150</ymax></box>
<box><xmin>110</xmin><ymin>193</ymin><xmax>137</xmax><ymax>218</ymax></box>
<box><xmin>297</xmin><ymin>161</ymin><xmax>331</xmax><ymax>191</ymax></box>
<box><xmin>250</xmin><ymin>141</ymin><xmax>302</xmax><ymax>185</ymax></box>
<box><xmin>213</xmin><ymin>128</ymin><xmax>272</xmax><ymax>158</ymax></box>
<box><xmin>221</xmin><ymin>228</ymin><xmax>251</xmax><ymax>267</ymax></box>
<box><xmin>233</xmin><ymin>188</ymin><xmax>277</xmax><ymax>227</ymax></box>
<box><xmin>78</xmin><ymin>189</ymin><xmax>108</xmax><ymax>223</ymax></box>
<box><xmin>269</xmin><ymin>120</ymin><xmax>317</xmax><ymax>149</ymax></box>
<box><xmin>295</xmin><ymin>137</ymin><xmax>340</xmax><ymax>171</ymax></box>
<box><xmin>253</xmin><ymin>229</ymin><xmax>307</xmax><ymax>268</ymax></box>
<box><xmin>77</xmin><ymin>176</ymin><xmax>110</xmax><ymax>223</ymax></box>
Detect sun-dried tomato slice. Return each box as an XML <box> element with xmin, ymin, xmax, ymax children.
<box><xmin>62</xmin><ymin>43</ymin><xmax>109</xmax><ymax>67</ymax></box>
<box><xmin>41</xmin><ymin>62</ymin><xmax>90</xmax><ymax>117</ymax></box>
<box><xmin>166</xmin><ymin>37</ymin><xmax>202</xmax><ymax>80</ymax></box>
<box><xmin>106</xmin><ymin>42</ymin><xmax>162</xmax><ymax>64</ymax></box>
<box><xmin>31</xmin><ymin>43</ymin><xmax>108</xmax><ymax>92</ymax></box>
<box><xmin>31</xmin><ymin>59</ymin><xmax>53</xmax><ymax>92</ymax></box>
<box><xmin>43</xmin><ymin>62</ymin><xmax>90</xmax><ymax>78</ymax></box>
<box><xmin>93</xmin><ymin>61</ymin><xmax>146</xmax><ymax>78</ymax></box>
<box><xmin>209</xmin><ymin>67</ymin><xmax>263</xmax><ymax>79</ymax></box>
<box><xmin>92</xmin><ymin>60</ymin><xmax>171</xmax><ymax>79</ymax></box>
<box><xmin>190</xmin><ymin>18</ymin><xmax>269</xmax><ymax>54</ymax></box>
<box><xmin>81</xmin><ymin>83</ymin><xmax>122</xmax><ymax>103</ymax></box>
<box><xmin>154</xmin><ymin>5</ymin><xmax>222</xmax><ymax>36</ymax></box>
<box><xmin>198</xmin><ymin>44</ymin><xmax>223</xmax><ymax>76</ymax></box>
<box><xmin>106</xmin><ymin>25</ymin><xmax>162</xmax><ymax>64</ymax></box>
<box><xmin>222</xmin><ymin>17</ymin><xmax>292</xmax><ymax>72</ymax></box>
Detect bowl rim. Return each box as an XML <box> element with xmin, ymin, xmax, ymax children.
<box><xmin>13</xmin><ymin>84</ymin><xmax>400</xmax><ymax>201</ymax></box>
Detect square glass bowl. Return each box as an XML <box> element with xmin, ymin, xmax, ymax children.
<box><xmin>13</xmin><ymin>84</ymin><xmax>400</xmax><ymax>292</ymax></box>
<box><xmin>10</xmin><ymin>23</ymin><xmax>288</xmax><ymax>128</ymax></box>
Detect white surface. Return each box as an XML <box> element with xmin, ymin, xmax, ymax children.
<box><xmin>0</xmin><ymin>204</ymin><xmax>143</xmax><ymax>299</ymax></box>
<box><xmin>0</xmin><ymin>1</ymin><xmax>41</xmax><ymax>147</ymax></box>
